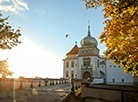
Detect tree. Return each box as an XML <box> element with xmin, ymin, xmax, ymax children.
<box><xmin>0</xmin><ymin>0</ymin><xmax>28</xmax><ymax>78</ymax></box>
<box><xmin>0</xmin><ymin>58</ymin><xmax>14</xmax><ymax>78</ymax></box>
<box><xmin>80</xmin><ymin>0</ymin><xmax>138</xmax><ymax>75</ymax></box>
<box><xmin>0</xmin><ymin>13</ymin><xmax>22</xmax><ymax>77</ymax></box>
<box><xmin>0</xmin><ymin>13</ymin><xmax>22</xmax><ymax>49</ymax></box>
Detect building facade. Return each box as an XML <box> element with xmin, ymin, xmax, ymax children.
<box><xmin>63</xmin><ymin>25</ymin><xmax>136</xmax><ymax>85</ymax></box>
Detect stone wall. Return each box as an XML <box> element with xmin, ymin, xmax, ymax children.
<box><xmin>81</xmin><ymin>82</ymin><xmax>138</xmax><ymax>102</ymax></box>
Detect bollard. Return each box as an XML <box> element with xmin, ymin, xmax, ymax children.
<box><xmin>30</xmin><ymin>81</ymin><xmax>33</xmax><ymax>88</ymax></box>
<box><xmin>38</xmin><ymin>80</ymin><xmax>41</xmax><ymax>87</ymax></box>
<box><xmin>45</xmin><ymin>81</ymin><xmax>48</xmax><ymax>86</ymax></box>
<box><xmin>75</xmin><ymin>80</ymin><xmax>78</xmax><ymax>90</ymax></box>
<box><xmin>50</xmin><ymin>80</ymin><xmax>52</xmax><ymax>85</ymax></box>
<box><xmin>52</xmin><ymin>80</ymin><xmax>54</xmax><ymax>85</ymax></box>
<box><xmin>71</xmin><ymin>78</ymin><xmax>75</xmax><ymax>94</ymax></box>
<box><xmin>19</xmin><ymin>80</ymin><xmax>23</xmax><ymax>89</ymax></box>
<box><xmin>56</xmin><ymin>80</ymin><xmax>58</xmax><ymax>85</ymax></box>
<box><xmin>78</xmin><ymin>80</ymin><xmax>81</xmax><ymax>88</ymax></box>
<box><xmin>19</xmin><ymin>77</ymin><xmax>23</xmax><ymax>89</ymax></box>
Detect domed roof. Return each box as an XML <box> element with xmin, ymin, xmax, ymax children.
<box><xmin>80</xmin><ymin>26</ymin><xmax>98</xmax><ymax>47</ymax></box>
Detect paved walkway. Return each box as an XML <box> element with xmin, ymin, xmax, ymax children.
<box><xmin>0</xmin><ymin>83</ymin><xmax>71</xmax><ymax>102</ymax></box>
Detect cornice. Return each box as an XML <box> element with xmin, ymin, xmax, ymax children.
<box><xmin>78</xmin><ymin>54</ymin><xmax>106</xmax><ymax>59</ymax></box>
<box><xmin>79</xmin><ymin>46</ymin><xmax>100</xmax><ymax>51</ymax></box>
<box><xmin>63</xmin><ymin>57</ymin><xmax>78</xmax><ymax>61</ymax></box>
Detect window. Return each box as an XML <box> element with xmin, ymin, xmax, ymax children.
<box><xmin>66</xmin><ymin>71</ymin><xmax>68</xmax><ymax>77</ymax></box>
<box><xmin>83</xmin><ymin>58</ymin><xmax>90</xmax><ymax>67</ymax></box>
<box><xmin>122</xmin><ymin>79</ymin><xmax>124</xmax><ymax>82</ymax></box>
<box><xmin>110</xmin><ymin>65</ymin><xmax>112</xmax><ymax>67</ymax></box>
<box><xmin>118</xmin><ymin>65</ymin><xmax>120</xmax><ymax>67</ymax></box>
<box><xmin>102</xmin><ymin>65</ymin><xmax>103</xmax><ymax>68</ymax></box>
<box><xmin>66</xmin><ymin>62</ymin><xmax>69</xmax><ymax>68</ymax></box>
<box><xmin>97</xmin><ymin>59</ymin><xmax>99</xmax><ymax>68</ymax></box>
<box><xmin>75</xmin><ymin>64</ymin><xmax>77</xmax><ymax>67</ymax></box>
<box><xmin>71</xmin><ymin>61</ymin><xmax>74</xmax><ymax>67</ymax></box>
<box><xmin>71</xmin><ymin>71</ymin><xmax>74</xmax><ymax>78</ymax></box>
<box><xmin>114</xmin><ymin>65</ymin><xmax>116</xmax><ymax>67</ymax></box>
<box><xmin>113</xmin><ymin>79</ymin><xmax>115</xmax><ymax>82</ymax></box>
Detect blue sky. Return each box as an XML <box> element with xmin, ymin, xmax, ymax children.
<box><xmin>1</xmin><ymin>0</ymin><xmax>107</xmax><ymax>78</ymax></box>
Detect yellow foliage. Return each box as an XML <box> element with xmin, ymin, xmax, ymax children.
<box><xmin>80</xmin><ymin>0</ymin><xmax>138</xmax><ymax>76</ymax></box>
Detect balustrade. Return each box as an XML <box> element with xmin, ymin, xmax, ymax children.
<box><xmin>71</xmin><ymin>78</ymin><xmax>83</xmax><ymax>96</ymax></box>
<box><xmin>18</xmin><ymin>77</ymin><xmax>69</xmax><ymax>89</ymax></box>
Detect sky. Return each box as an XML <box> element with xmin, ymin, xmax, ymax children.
<box><xmin>0</xmin><ymin>0</ymin><xmax>107</xmax><ymax>78</ymax></box>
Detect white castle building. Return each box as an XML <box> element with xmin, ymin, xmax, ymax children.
<box><xmin>63</xmin><ymin>25</ymin><xmax>136</xmax><ymax>85</ymax></box>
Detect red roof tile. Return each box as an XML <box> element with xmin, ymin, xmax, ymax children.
<box><xmin>66</xmin><ymin>45</ymin><xmax>78</xmax><ymax>55</ymax></box>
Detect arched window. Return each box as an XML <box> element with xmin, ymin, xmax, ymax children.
<box><xmin>71</xmin><ymin>61</ymin><xmax>74</xmax><ymax>67</ymax></box>
<box><xmin>83</xmin><ymin>58</ymin><xmax>90</xmax><ymax>67</ymax></box>
<box><xmin>66</xmin><ymin>71</ymin><xmax>68</xmax><ymax>77</ymax></box>
<box><xmin>71</xmin><ymin>71</ymin><xmax>74</xmax><ymax>78</ymax></box>
<box><xmin>66</xmin><ymin>62</ymin><xmax>69</xmax><ymax>68</ymax></box>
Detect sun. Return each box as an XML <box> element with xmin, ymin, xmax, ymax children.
<box><xmin>1</xmin><ymin>37</ymin><xmax>62</xmax><ymax>78</ymax></box>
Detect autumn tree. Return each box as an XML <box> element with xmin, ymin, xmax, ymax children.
<box><xmin>0</xmin><ymin>0</ymin><xmax>28</xmax><ymax>78</ymax></box>
<box><xmin>0</xmin><ymin>59</ymin><xmax>14</xmax><ymax>78</ymax></box>
<box><xmin>0</xmin><ymin>13</ymin><xmax>22</xmax><ymax>77</ymax></box>
<box><xmin>81</xmin><ymin>0</ymin><xmax>138</xmax><ymax>75</ymax></box>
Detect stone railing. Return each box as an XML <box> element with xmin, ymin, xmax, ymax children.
<box><xmin>18</xmin><ymin>77</ymin><xmax>69</xmax><ymax>89</ymax></box>
<box><xmin>70</xmin><ymin>78</ymin><xmax>83</xmax><ymax>96</ymax></box>
<box><xmin>81</xmin><ymin>81</ymin><xmax>138</xmax><ymax>102</ymax></box>
<box><xmin>0</xmin><ymin>77</ymin><xmax>69</xmax><ymax>99</ymax></box>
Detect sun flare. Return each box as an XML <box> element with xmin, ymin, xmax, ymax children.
<box><xmin>0</xmin><ymin>38</ymin><xmax>62</xmax><ymax>78</ymax></box>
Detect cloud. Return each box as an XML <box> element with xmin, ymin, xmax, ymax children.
<box><xmin>0</xmin><ymin>0</ymin><xmax>29</xmax><ymax>13</ymax></box>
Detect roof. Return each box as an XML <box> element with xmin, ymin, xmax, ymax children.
<box><xmin>66</xmin><ymin>45</ymin><xmax>78</xmax><ymax>55</ymax></box>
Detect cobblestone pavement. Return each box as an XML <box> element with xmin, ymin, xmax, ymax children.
<box><xmin>0</xmin><ymin>83</ymin><xmax>72</xmax><ymax>102</ymax></box>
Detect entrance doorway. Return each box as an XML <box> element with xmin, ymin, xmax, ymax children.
<box><xmin>83</xmin><ymin>72</ymin><xmax>91</xmax><ymax>79</ymax></box>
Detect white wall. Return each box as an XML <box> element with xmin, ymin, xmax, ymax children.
<box><xmin>77</xmin><ymin>56</ymin><xmax>99</xmax><ymax>78</ymax></box>
<box><xmin>63</xmin><ymin>58</ymin><xmax>77</xmax><ymax>78</ymax></box>
<box><xmin>106</xmin><ymin>60</ymin><xmax>133</xmax><ymax>84</ymax></box>
<box><xmin>78</xmin><ymin>57</ymin><xmax>83</xmax><ymax>79</ymax></box>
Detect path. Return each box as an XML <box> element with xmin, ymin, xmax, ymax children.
<box><xmin>0</xmin><ymin>83</ymin><xmax>71</xmax><ymax>102</ymax></box>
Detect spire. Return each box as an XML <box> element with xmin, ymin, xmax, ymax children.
<box><xmin>75</xmin><ymin>41</ymin><xmax>77</xmax><ymax>45</ymax></box>
<box><xmin>88</xmin><ymin>20</ymin><xmax>91</xmax><ymax>36</ymax></box>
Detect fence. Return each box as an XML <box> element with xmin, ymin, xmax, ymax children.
<box><xmin>0</xmin><ymin>77</ymin><xmax>69</xmax><ymax>99</ymax></box>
